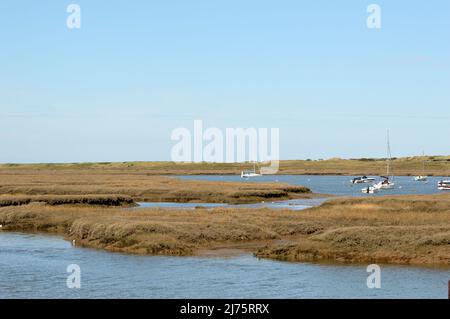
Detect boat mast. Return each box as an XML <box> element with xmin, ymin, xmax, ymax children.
<box><xmin>386</xmin><ymin>130</ymin><xmax>391</xmax><ymax>177</ymax></box>
<box><xmin>422</xmin><ymin>151</ymin><xmax>425</xmax><ymax>176</ymax></box>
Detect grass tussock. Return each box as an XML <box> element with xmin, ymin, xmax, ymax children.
<box><xmin>0</xmin><ymin>195</ymin><xmax>134</xmax><ymax>207</ymax></box>
<box><xmin>0</xmin><ymin>193</ymin><xmax>449</xmax><ymax>266</ymax></box>
<box><xmin>256</xmin><ymin>194</ymin><xmax>450</xmax><ymax>266</ymax></box>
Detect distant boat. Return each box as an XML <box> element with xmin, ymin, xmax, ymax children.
<box><xmin>351</xmin><ymin>176</ymin><xmax>376</xmax><ymax>184</ymax></box>
<box><xmin>374</xmin><ymin>176</ymin><xmax>395</xmax><ymax>190</ymax></box>
<box><xmin>374</xmin><ymin>130</ymin><xmax>395</xmax><ymax>190</ymax></box>
<box><xmin>414</xmin><ymin>176</ymin><xmax>428</xmax><ymax>182</ymax></box>
<box><xmin>361</xmin><ymin>185</ymin><xmax>379</xmax><ymax>194</ymax></box>
<box><xmin>241</xmin><ymin>162</ymin><xmax>262</xmax><ymax>179</ymax></box>
<box><xmin>438</xmin><ymin>180</ymin><xmax>450</xmax><ymax>190</ymax></box>
<box><xmin>414</xmin><ymin>152</ymin><xmax>428</xmax><ymax>182</ymax></box>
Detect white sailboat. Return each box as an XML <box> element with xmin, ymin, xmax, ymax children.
<box><xmin>373</xmin><ymin>130</ymin><xmax>395</xmax><ymax>190</ymax></box>
<box><xmin>414</xmin><ymin>152</ymin><xmax>428</xmax><ymax>182</ymax></box>
<box><xmin>241</xmin><ymin>162</ymin><xmax>262</xmax><ymax>178</ymax></box>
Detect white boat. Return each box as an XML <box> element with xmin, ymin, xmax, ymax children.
<box><xmin>241</xmin><ymin>162</ymin><xmax>262</xmax><ymax>178</ymax></box>
<box><xmin>414</xmin><ymin>152</ymin><xmax>428</xmax><ymax>182</ymax></box>
<box><xmin>351</xmin><ymin>176</ymin><xmax>376</xmax><ymax>184</ymax></box>
<box><xmin>376</xmin><ymin>130</ymin><xmax>395</xmax><ymax>190</ymax></box>
<box><xmin>241</xmin><ymin>171</ymin><xmax>262</xmax><ymax>178</ymax></box>
<box><xmin>438</xmin><ymin>180</ymin><xmax>450</xmax><ymax>190</ymax></box>
<box><xmin>374</xmin><ymin>177</ymin><xmax>395</xmax><ymax>190</ymax></box>
<box><xmin>361</xmin><ymin>185</ymin><xmax>379</xmax><ymax>194</ymax></box>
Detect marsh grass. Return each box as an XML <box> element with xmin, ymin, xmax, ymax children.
<box><xmin>0</xmin><ymin>194</ymin><xmax>134</xmax><ymax>207</ymax></box>
<box><xmin>0</xmin><ymin>169</ymin><xmax>311</xmax><ymax>204</ymax></box>
<box><xmin>1</xmin><ymin>193</ymin><xmax>449</xmax><ymax>266</ymax></box>
<box><xmin>2</xmin><ymin>155</ymin><xmax>449</xmax><ymax>175</ymax></box>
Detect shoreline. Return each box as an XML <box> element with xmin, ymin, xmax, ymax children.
<box><xmin>0</xmin><ymin>170</ymin><xmax>313</xmax><ymax>205</ymax></box>
<box><xmin>1</xmin><ymin>155</ymin><xmax>450</xmax><ymax>177</ymax></box>
<box><xmin>1</xmin><ymin>229</ymin><xmax>449</xmax><ymax>271</ymax></box>
<box><xmin>0</xmin><ymin>166</ymin><xmax>448</xmax><ymax>268</ymax></box>
<box><xmin>1</xmin><ymin>193</ymin><xmax>449</xmax><ymax>267</ymax></box>
<box><xmin>0</xmin><ymin>230</ymin><xmax>450</xmax><ymax>270</ymax></box>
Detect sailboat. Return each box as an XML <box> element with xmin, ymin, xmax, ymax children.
<box><xmin>241</xmin><ymin>162</ymin><xmax>262</xmax><ymax>178</ymax></box>
<box><xmin>438</xmin><ymin>166</ymin><xmax>450</xmax><ymax>190</ymax></box>
<box><xmin>414</xmin><ymin>152</ymin><xmax>428</xmax><ymax>182</ymax></box>
<box><xmin>373</xmin><ymin>130</ymin><xmax>395</xmax><ymax>190</ymax></box>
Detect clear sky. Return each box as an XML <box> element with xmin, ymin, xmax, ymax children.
<box><xmin>0</xmin><ymin>0</ymin><xmax>449</xmax><ymax>163</ymax></box>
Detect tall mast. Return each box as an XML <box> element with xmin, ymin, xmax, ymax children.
<box><xmin>386</xmin><ymin>129</ymin><xmax>391</xmax><ymax>177</ymax></box>
<box><xmin>422</xmin><ymin>150</ymin><xmax>425</xmax><ymax>176</ymax></box>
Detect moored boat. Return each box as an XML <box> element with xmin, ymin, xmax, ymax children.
<box><xmin>374</xmin><ymin>176</ymin><xmax>395</xmax><ymax>190</ymax></box>
<box><xmin>437</xmin><ymin>180</ymin><xmax>450</xmax><ymax>190</ymax></box>
<box><xmin>351</xmin><ymin>176</ymin><xmax>376</xmax><ymax>184</ymax></box>
<box><xmin>241</xmin><ymin>170</ymin><xmax>262</xmax><ymax>178</ymax></box>
<box><xmin>361</xmin><ymin>185</ymin><xmax>379</xmax><ymax>194</ymax></box>
<box><xmin>414</xmin><ymin>152</ymin><xmax>428</xmax><ymax>182</ymax></box>
<box><xmin>376</xmin><ymin>130</ymin><xmax>396</xmax><ymax>190</ymax></box>
<box><xmin>241</xmin><ymin>162</ymin><xmax>262</xmax><ymax>178</ymax></box>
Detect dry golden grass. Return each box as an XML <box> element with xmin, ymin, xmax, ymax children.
<box><xmin>2</xmin><ymin>155</ymin><xmax>449</xmax><ymax>176</ymax></box>
<box><xmin>1</xmin><ymin>193</ymin><xmax>449</xmax><ymax>266</ymax></box>
<box><xmin>0</xmin><ymin>169</ymin><xmax>311</xmax><ymax>204</ymax></box>
<box><xmin>256</xmin><ymin>194</ymin><xmax>450</xmax><ymax>266</ymax></box>
<box><xmin>0</xmin><ymin>194</ymin><xmax>134</xmax><ymax>207</ymax></box>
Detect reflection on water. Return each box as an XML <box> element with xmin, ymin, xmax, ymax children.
<box><xmin>0</xmin><ymin>232</ymin><xmax>448</xmax><ymax>299</ymax></box>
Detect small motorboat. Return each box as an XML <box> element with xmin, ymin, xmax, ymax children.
<box><xmin>374</xmin><ymin>176</ymin><xmax>395</xmax><ymax>190</ymax></box>
<box><xmin>437</xmin><ymin>180</ymin><xmax>450</xmax><ymax>190</ymax></box>
<box><xmin>361</xmin><ymin>185</ymin><xmax>379</xmax><ymax>194</ymax></box>
<box><xmin>414</xmin><ymin>152</ymin><xmax>428</xmax><ymax>182</ymax></box>
<box><xmin>351</xmin><ymin>176</ymin><xmax>376</xmax><ymax>184</ymax></box>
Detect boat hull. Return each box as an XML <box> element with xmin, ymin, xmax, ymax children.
<box><xmin>351</xmin><ymin>177</ymin><xmax>375</xmax><ymax>184</ymax></box>
<box><xmin>437</xmin><ymin>181</ymin><xmax>450</xmax><ymax>190</ymax></box>
<box><xmin>361</xmin><ymin>187</ymin><xmax>379</xmax><ymax>194</ymax></box>
<box><xmin>374</xmin><ymin>182</ymin><xmax>395</xmax><ymax>190</ymax></box>
<box><xmin>241</xmin><ymin>173</ymin><xmax>262</xmax><ymax>178</ymax></box>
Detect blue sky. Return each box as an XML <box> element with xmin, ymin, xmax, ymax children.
<box><xmin>0</xmin><ymin>0</ymin><xmax>449</xmax><ymax>163</ymax></box>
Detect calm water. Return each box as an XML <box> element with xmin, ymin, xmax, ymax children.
<box><xmin>177</xmin><ymin>175</ymin><xmax>448</xmax><ymax>197</ymax></box>
<box><xmin>138</xmin><ymin>175</ymin><xmax>447</xmax><ymax>210</ymax></box>
<box><xmin>0</xmin><ymin>232</ymin><xmax>448</xmax><ymax>299</ymax></box>
<box><xmin>1</xmin><ymin>175</ymin><xmax>449</xmax><ymax>299</ymax></box>
<box><xmin>137</xmin><ymin>198</ymin><xmax>329</xmax><ymax>211</ymax></box>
